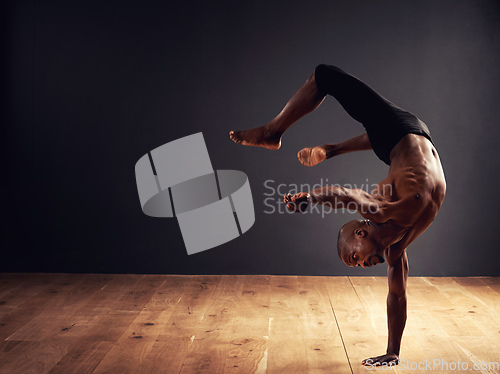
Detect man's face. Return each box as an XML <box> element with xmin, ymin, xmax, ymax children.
<box><xmin>344</xmin><ymin>220</ymin><xmax>385</xmax><ymax>268</ymax></box>
<box><xmin>346</xmin><ymin>246</ymin><xmax>385</xmax><ymax>268</ymax></box>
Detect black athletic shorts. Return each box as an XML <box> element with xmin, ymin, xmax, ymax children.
<box><xmin>314</xmin><ymin>64</ymin><xmax>433</xmax><ymax>165</ymax></box>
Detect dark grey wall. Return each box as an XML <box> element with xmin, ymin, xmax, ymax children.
<box><xmin>3</xmin><ymin>0</ymin><xmax>500</xmax><ymax>276</ymax></box>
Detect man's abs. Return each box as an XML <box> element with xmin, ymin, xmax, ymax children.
<box><xmin>376</xmin><ymin>135</ymin><xmax>446</xmax><ymax>228</ymax></box>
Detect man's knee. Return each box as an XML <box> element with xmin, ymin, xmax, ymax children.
<box><xmin>314</xmin><ymin>64</ymin><xmax>343</xmax><ymax>96</ymax></box>
<box><xmin>314</xmin><ymin>64</ymin><xmax>328</xmax><ymax>83</ymax></box>
<box><xmin>314</xmin><ymin>64</ymin><xmax>328</xmax><ymax>96</ymax></box>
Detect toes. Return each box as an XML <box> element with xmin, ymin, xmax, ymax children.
<box><xmin>229</xmin><ymin>131</ymin><xmax>242</xmax><ymax>143</ymax></box>
<box><xmin>298</xmin><ymin>149</ymin><xmax>313</xmax><ymax>167</ymax></box>
<box><xmin>297</xmin><ymin>151</ymin><xmax>303</xmax><ymax>163</ymax></box>
<box><xmin>297</xmin><ymin>149</ymin><xmax>307</xmax><ymax>165</ymax></box>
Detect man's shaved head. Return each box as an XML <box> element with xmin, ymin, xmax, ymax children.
<box><xmin>337</xmin><ymin>220</ymin><xmax>359</xmax><ymax>265</ymax></box>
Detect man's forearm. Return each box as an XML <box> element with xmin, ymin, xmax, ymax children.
<box><xmin>308</xmin><ymin>186</ymin><xmax>352</xmax><ymax>207</ymax></box>
<box><xmin>386</xmin><ymin>293</ymin><xmax>407</xmax><ymax>356</ymax></box>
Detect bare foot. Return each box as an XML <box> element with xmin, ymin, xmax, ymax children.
<box><xmin>229</xmin><ymin>126</ymin><xmax>282</xmax><ymax>150</ymax></box>
<box><xmin>297</xmin><ymin>146</ymin><xmax>327</xmax><ymax>167</ymax></box>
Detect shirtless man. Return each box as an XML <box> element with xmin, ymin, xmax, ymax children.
<box><xmin>229</xmin><ymin>65</ymin><xmax>446</xmax><ymax>366</ymax></box>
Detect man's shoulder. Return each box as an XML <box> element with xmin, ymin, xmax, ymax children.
<box><xmin>388</xmin><ymin>202</ymin><xmax>439</xmax><ymax>253</ymax></box>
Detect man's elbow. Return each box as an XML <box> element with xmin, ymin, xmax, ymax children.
<box><xmin>388</xmin><ymin>288</ymin><xmax>406</xmax><ymax>302</ymax></box>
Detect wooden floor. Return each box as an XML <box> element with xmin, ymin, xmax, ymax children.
<box><xmin>0</xmin><ymin>274</ymin><xmax>499</xmax><ymax>374</ymax></box>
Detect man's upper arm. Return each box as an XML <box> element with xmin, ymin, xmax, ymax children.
<box><xmin>309</xmin><ymin>187</ymin><xmax>391</xmax><ymax>223</ymax></box>
<box><xmin>387</xmin><ymin>250</ymin><xmax>408</xmax><ymax>297</ymax></box>
<box><xmin>351</xmin><ymin>189</ymin><xmax>391</xmax><ymax>223</ymax></box>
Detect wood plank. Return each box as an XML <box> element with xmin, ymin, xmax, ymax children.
<box><xmin>162</xmin><ymin>275</ymin><xmax>220</xmax><ymax>337</ymax></box>
<box><xmin>323</xmin><ymin>277</ymin><xmax>368</xmax><ymax>336</ymax></box>
<box><xmin>57</xmin><ymin>275</ymin><xmax>159</xmax><ymax>343</ymax></box>
<box><xmin>225</xmin><ymin>275</ymin><xmax>270</xmax><ymax>374</ymax></box>
<box><xmin>394</xmin><ymin>336</ymin><xmax>432</xmax><ymax>374</ymax></box>
<box><xmin>414</xmin><ymin>335</ymin><xmax>482</xmax><ymax>374</ymax></box>
<box><xmin>135</xmin><ymin>275</ymin><xmax>220</xmax><ymax>373</ymax></box>
<box><xmin>136</xmin><ymin>334</ymin><xmax>194</xmax><ymax>374</ymax></box>
<box><xmin>6</xmin><ymin>274</ymin><xmax>115</xmax><ymax>341</ymax></box>
<box><xmin>0</xmin><ymin>338</ymin><xmax>72</xmax><ymax>374</ymax></box>
<box><xmin>404</xmin><ymin>280</ymin><xmax>455</xmax><ymax>337</ymax></box>
<box><xmin>138</xmin><ymin>275</ymin><xmax>220</xmax><ymax>373</ymax></box>
<box><xmin>426</xmin><ymin>277</ymin><xmax>500</xmax><ymax>338</ymax></box>
<box><xmin>91</xmin><ymin>313</ymin><xmax>164</xmax><ymax>373</ymax></box>
<box><xmin>349</xmin><ymin>276</ymin><xmax>388</xmax><ymax>336</ymax></box>
<box><xmin>231</xmin><ymin>275</ymin><xmax>270</xmax><ymax>337</ymax></box>
<box><xmin>453</xmin><ymin>277</ymin><xmax>500</xmax><ymax>312</ymax></box>
<box><xmin>267</xmin><ymin>276</ymin><xmax>309</xmax><ymax>373</ymax></box>
<box><xmin>224</xmin><ymin>336</ymin><xmax>268</xmax><ymax>374</ymax></box>
<box><xmin>297</xmin><ymin>276</ymin><xmax>351</xmax><ymax>374</ymax></box>
<box><xmin>324</xmin><ymin>276</ymin><xmax>396</xmax><ymax>374</ymax></box>
<box><xmin>480</xmin><ymin>277</ymin><xmax>500</xmax><ymax>295</ymax></box>
<box><xmin>53</xmin><ymin>274</ymin><xmax>144</xmax><ymax>343</ymax></box>
<box><xmin>92</xmin><ymin>275</ymin><xmax>187</xmax><ymax>373</ymax></box>
<box><xmin>47</xmin><ymin>340</ymin><xmax>113</xmax><ymax>374</ymax></box>
<box><xmin>179</xmin><ymin>275</ymin><xmax>242</xmax><ymax>373</ymax></box>
<box><xmin>0</xmin><ymin>274</ymin><xmax>91</xmax><ymax>340</ymax></box>
<box><xmin>0</xmin><ymin>273</ymin><xmax>74</xmax><ymax>313</ymax></box>
<box><xmin>454</xmin><ymin>336</ymin><xmax>500</xmax><ymax>373</ymax></box>
<box><xmin>0</xmin><ymin>273</ymin><xmax>60</xmax><ymax>298</ymax></box>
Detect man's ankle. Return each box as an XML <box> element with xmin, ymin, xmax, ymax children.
<box><xmin>324</xmin><ymin>144</ymin><xmax>338</xmax><ymax>158</ymax></box>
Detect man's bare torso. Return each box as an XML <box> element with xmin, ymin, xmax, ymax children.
<box><xmin>372</xmin><ymin>134</ymin><xmax>446</xmax><ymax>257</ymax></box>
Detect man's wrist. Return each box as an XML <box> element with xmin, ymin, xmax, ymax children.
<box><xmin>307</xmin><ymin>192</ymin><xmax>316</xmax><ymax>204</ymax></box>
<box><xmin>324</xmin><ymin>144</ymin><xmax>339</xmax><ymax>158</ymax></box>
<box><xmin>386</xmin><ymin>348</ymin><xmax>400</xmax><ymax>356</ymax></box>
